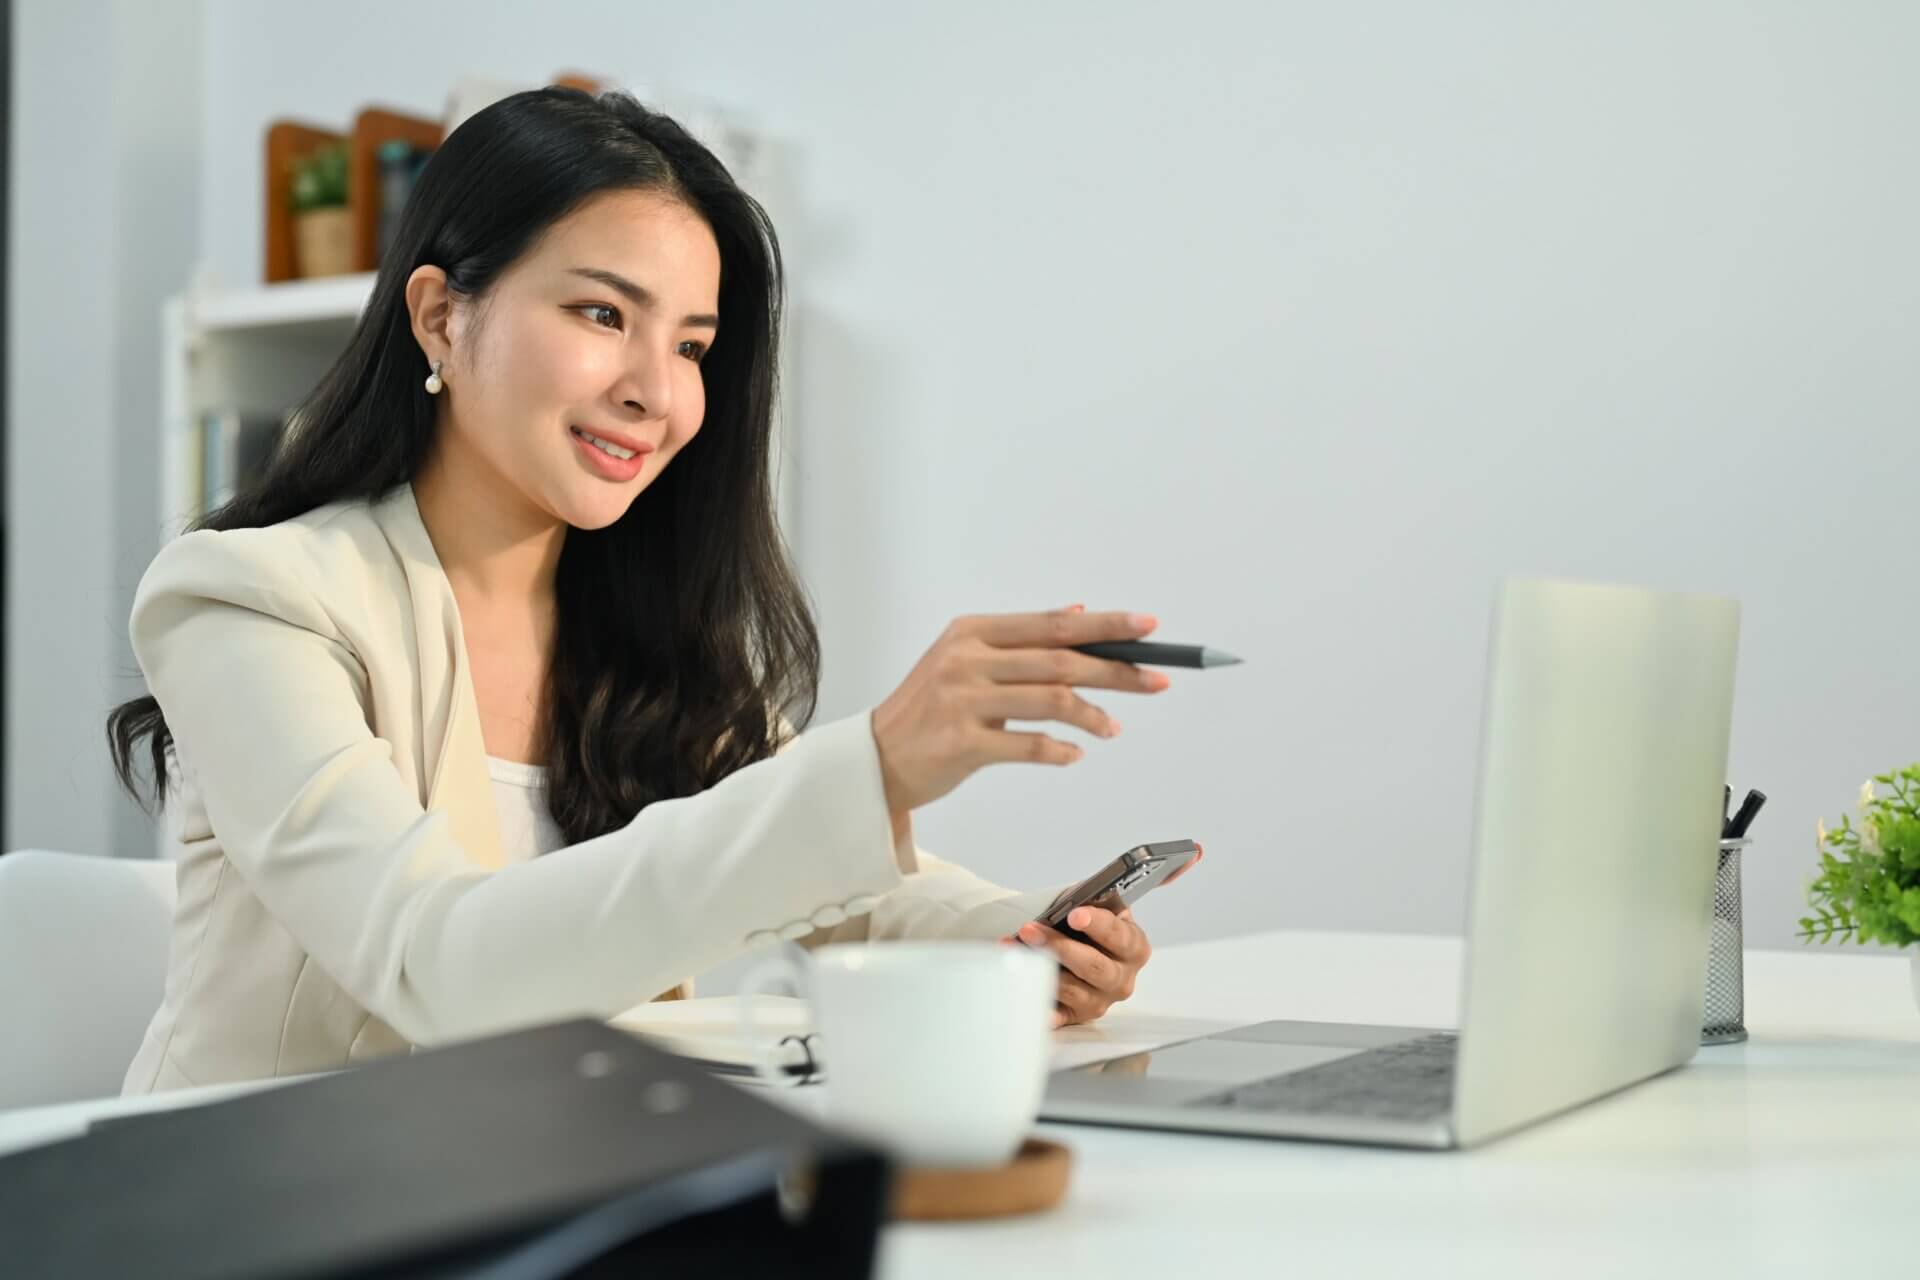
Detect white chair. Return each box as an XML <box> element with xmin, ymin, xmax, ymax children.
<box><xmin>0</xmin><ymin>849</ymin><xmax>176</xmax><ymax>1109</ymax></box>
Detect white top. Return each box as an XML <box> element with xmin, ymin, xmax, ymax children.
<box><xmin>485</xmin><ymin>755</ymin><xmax>566</xmax><ymax>861</ymax></box>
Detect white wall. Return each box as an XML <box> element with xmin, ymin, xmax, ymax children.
<box><xmin>89</xmin><ymin>0</ymin><xmax>1920</xmax><ymax>956</ymax></box>
<box><xmin>5</xmin><ymin>0</ymin><xmax>203</xmax><ymax>860</ymax></box>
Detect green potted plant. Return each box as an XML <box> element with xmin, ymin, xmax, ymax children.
<box><xmin>289</xmin><ymin>141</ymin><xmax>352</xmax><ymax>278</ymax></box>
<box><xmin>1800</xmin><ymin>765</ymin><xmax>1920</xmax><ymax>1009</ymax></box>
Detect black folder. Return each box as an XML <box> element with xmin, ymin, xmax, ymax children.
<box><xmin>0</xmin><ymin>1018</ymin><xmax>889</xmax><ymax>1278</ymax></box>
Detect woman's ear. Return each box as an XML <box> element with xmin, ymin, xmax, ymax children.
<box><xmin>404</xmin><ymin>265</ymin><xmax>455</xmax><ymax>370</ymax></box>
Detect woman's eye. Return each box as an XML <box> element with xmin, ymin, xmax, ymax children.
<box><xmin>575</xmin><ymin>305</ymin><xmax>703</xmax><ymax>362</ymax></box>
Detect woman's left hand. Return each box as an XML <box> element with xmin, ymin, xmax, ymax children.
<box><xmin>1006</xmin><ymin>905</ymin><xmax>1153</xmax><ymax>1028</ymax></box>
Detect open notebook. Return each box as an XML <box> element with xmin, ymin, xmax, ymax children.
<box><xmin>610</xmin><ymin>995</ymin><xmax>1243</xmax><ymax>1086</ymax></box>
<box><xmin>613</xmin><ymin>995</ymin><xmax>824</xmax><ymax>1082</ymax></box>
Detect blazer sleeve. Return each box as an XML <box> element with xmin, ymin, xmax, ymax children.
<box><xmin>132</xmin><ymin>528</ymin><xmax>917</xmax><ymax>1047</ymax></box>
<box><xmin>793</xmin><ymin>842</ymin><xmax>1068</xmax><ymax>948</ymax></box>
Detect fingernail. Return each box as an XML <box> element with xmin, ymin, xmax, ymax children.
<box><xmin>1069</xmin><ymin>909</ymin><xmax>1089</xmax><ymax>928</ymax></box>
<box><xmin>1146</xmin><ymin>672</ymin><xmax>1171</xmax><ymax>691</ymax></box>
<box><xmin>1019</xmin><ymin>923</ymin><xmax>1041</xmax><ymax>940</ymax></box>
<box><xmin>1128</xmin><ymin>613</ymin><xmax>1157</xmax><ymax>632</ymax></box>
<box><xmin>1068</xmin><ymin>603</ymin><xmax>1085</xmax><ymax>612</ymax></box>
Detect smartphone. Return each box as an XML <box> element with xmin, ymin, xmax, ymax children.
<box><xmin>1028</xmin><ymin>839</ymin><xmax>1202</xmax><ymax>947</ymax></box>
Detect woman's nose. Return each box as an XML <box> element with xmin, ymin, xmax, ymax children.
<box><xmin>614</xmin><ymin>363</ymin><xmax>673</xmax><ymax>421</ymax></box>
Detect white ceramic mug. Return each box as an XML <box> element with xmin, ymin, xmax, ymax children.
<box><xmin>738</xmin><ymin>941</ymin><xmax>1059</xmax><ymax>1168</ymax></box>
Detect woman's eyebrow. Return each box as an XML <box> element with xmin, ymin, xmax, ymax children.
<box><xmin>566</xmin><ymin>266</ymin><xmax>719</xmax><ymax>329</ymax></box>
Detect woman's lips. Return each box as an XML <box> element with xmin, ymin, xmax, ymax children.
<box><xmin>570</xmin><ymin>426</ymin><xmax>650</xmax><ymax>481</ymax></box>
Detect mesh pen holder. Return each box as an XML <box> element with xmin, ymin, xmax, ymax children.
<box><xmin>1701</xmin><ymin>837</ymin><xmax>1751</xmax><ymax>1044</ymax></box>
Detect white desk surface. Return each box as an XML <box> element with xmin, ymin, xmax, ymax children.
<box><xmin>882</xmin><ymin>931</ymin><xmax>1920</xmax><ymax>1278</ymax></box>
<box><xmin>3</xmin><ymin>930</ymin><xmax>1913</xmax><ymax>1277</ymax></box>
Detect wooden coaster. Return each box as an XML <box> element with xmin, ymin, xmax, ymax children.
<box><xmin>890</xmin><ymin>1137</ymin><xmax>1073</xmax><ymax>1221</ymax></box>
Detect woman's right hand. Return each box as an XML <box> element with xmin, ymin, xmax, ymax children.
<box><xmin>869</xmin><ymin>605</ymin><xmax>1170</xmax><ymax>816</ymax></box>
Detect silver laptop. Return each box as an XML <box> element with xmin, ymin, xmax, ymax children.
<box><xmin>1041</xmin><ymin>577</ymin><xmax>1741</xmax><ymax>1150</ymax></box>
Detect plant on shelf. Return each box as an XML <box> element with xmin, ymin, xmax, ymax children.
<box><xmin>290</xmin><ymin>140</ymin><xmax>348</xmax><ymax>212</ymax></box>
<box><xmin>288</xmin><ymin>141</ymin><xmax>354</xmax><ymax>279</ymax></box>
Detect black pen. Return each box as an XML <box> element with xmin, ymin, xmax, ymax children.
<box><xmin>1072</xmin><ymin>641</ymin><xmax>1243</xmax><ymax>668</ymax></box>
<box><xmin>1726</xmin><ymin>789</ymin><xmax>1767</xmax><ymax>840</ymax></box>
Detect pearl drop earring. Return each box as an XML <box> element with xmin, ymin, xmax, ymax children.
<box><xmin>424</xmin><ymin>360</ymin><xmax>445</xmax><ymax>395</ymax></box>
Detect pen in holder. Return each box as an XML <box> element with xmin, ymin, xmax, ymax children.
<box><xmin>1701</xmin><ymin>837</ymin><xmax>1751</xmax><ymax>1044</ymax></box>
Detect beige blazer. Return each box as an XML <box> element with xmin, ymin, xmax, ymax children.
<box><xmin>123</xmin><ymin>482</ymin><xmax>1058</xmax><ymax>1095</ymax></box>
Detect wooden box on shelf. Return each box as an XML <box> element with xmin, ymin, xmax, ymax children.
<box><xmin>265</xmin><ymin>108</ymin><xmax>442</xmax><ymax>284</ymax></box>
<box><xmin>263</xmin><ymin>76</ymin><xmax>604</xmax><ymax>286</ymax></box>
<box><xmin>345</xmin><ymin>108</ymin><xmax>445</xmax><ymax>273</ymax></box>
<box><xmin>264</xmin><ymin>120</ymin><xmax>346</xmax><ymax>283</ymax></box>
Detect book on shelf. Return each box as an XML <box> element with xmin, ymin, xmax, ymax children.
<box><xmin>189</xmin><ymin>407</ymin><xmax>295</xmax><ymax>517</ymax></box>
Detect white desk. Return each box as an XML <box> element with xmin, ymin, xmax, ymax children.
<box><xmin>882</xmin><ymin>931</ymin><xmax>1920</xmax><ymax>1278</ymax></box>
<box><xmin>2</xmin><ymin>931</ymin><xmax>1913</xmax><ymax>1276</ymax></box>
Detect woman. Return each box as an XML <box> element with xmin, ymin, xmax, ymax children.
<box><xmin>106</xmin><ymin>87</ymin><xmax>1182</xmax><ymax>1096</ymax></box>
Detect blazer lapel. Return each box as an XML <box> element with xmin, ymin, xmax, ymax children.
<box><xmin>370</xmin><ymin>482</ymin><xmax>507</xmax><ymax>871</ymax></box>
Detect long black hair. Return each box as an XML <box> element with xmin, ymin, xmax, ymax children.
<box><xmin>107</xmin><ymin>87</ymin><xmax>818</xmax><ymax>846</ymax></box>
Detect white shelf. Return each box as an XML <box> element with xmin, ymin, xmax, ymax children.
<box><xmin>192</xmin><ymin>271</ymin><xmax>375</xmax><ymax>332</ymax></box>
<box><xmin>155</xmin><ymin>271</ymin><xmax>376</xmax><ymax>859</ymax></box>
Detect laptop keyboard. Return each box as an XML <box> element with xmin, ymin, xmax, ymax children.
<box><xmin>1188</xmin><ymin>1032</ymin><xmax>1459</xmax><ymax>1122</ymax></box>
